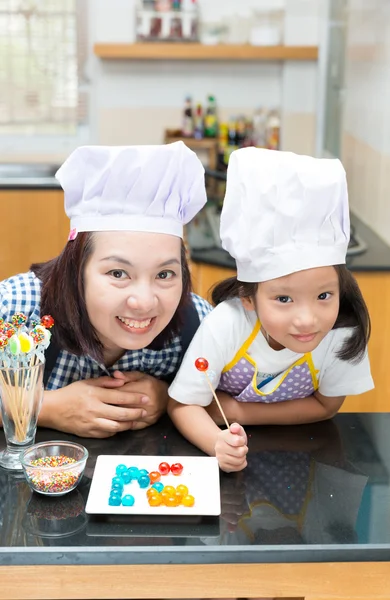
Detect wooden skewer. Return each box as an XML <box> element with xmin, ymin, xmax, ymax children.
<box><xmin>203</xmin><ymin>371</ymin><xmax>230</xmax><ymax>430</ymax></box>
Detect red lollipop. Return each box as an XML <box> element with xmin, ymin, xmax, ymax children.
<box><xmin>41</xmin><ymin>315</ymin><xmax>55</xmax><ymax>329</ymax></box>
<box><xmin>195</xmin><ymin>357</ymin><xmax>209</xmax><ymax>372</ymax></box>
<box><xmin>194</xmin><ymin>357</ymin><xmax>229</xmax><ymax>429</ymax></box>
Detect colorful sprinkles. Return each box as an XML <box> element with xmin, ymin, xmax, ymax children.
<box><xmin>27</xmin><ymin>455</ymin><xmax>81</xmax><ymax>494</ymax></box>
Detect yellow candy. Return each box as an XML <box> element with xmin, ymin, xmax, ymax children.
<box><xmin>19</xmin><ymin>332</ymin><xmax>34</xmax><ymax>353</ymax></box>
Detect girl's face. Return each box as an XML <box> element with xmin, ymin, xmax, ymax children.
<box><xmin>84</xmin><ymin>231</ymin><xmax>183</xmax><ymax>363</ymax></box>
<box><xmin>241</xmin><ymin>266</ymin><xmax>340</xmax><ymax>353</ymax></box>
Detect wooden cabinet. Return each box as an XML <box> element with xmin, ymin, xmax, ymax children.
<box><xmin>345</xmin><ymin>271</ymin><xmax>390</xmax><ymax>412</ymax></box>
<box><xmin>0</xmin><ymin>189</ymin><xmax>68</xmax><ymax>281</ymax></box>
<box><xmin>190</xmin><ymin>261</ymin><xmax>236</xmax><ymax>302</ymax></box>
<box><xmin>190</xmin><ymin>261</ymin><xmax>390</xmax><ymax>413</ymax></box>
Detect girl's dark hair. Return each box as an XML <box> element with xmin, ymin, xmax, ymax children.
<box><xmin>30</xmin><ymin>234</ymin><xmax>192</xmax><ymax>363</ymax></box>
<box><xmin>211</xmin><ymin>264</ymin><xmax>370</xmax><ymax>363</ymax></box>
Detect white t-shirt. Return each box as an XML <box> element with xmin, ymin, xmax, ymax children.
<box><xmin>169</xmin><ymin>298</ymin><xmax>374</xmax><ymax>406</ymax></box>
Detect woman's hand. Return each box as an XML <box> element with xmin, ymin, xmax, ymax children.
<box><xmin>112</xmin><ymin>371</ymin><xmax>169</xmax><ymax>430</ymax></box>
<box><xmin>215</xmin><ymin>422</ymin><xmax>248</xmax><ymax>473</ymax></box>
<box><xmin>39</xmin><ymin>375</ymin><xmax>150</xmax><ymax>438</ymax></box>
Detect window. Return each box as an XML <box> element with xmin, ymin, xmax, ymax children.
<box><xmin>0</xmin><ymin>0</ymin><xmax>88</xmax><ymax>137</ymax></box>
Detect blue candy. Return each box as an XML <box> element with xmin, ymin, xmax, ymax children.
<box><xmin>138</xmin><ymin>469</ymin><xmax>149</xmax><ymax>477</ymax></box>
<box><xmin>108</xmin><ymin>495</ymin><xmax>121</xmax><ymax>506</ymax></box>
<box><xmin>116</xmin><ymin>464</ymin><xmax>128</xmax><ymax>477</ymax></box>
<box><xmin>127</xmin><ymin>466</ymin><xmax>140</xmax><ymax>480</ymax></box>
<box><xmin>112</xmin><ymin>476</ymin><xmax>124</xmax><ymax>486</ymax></box>
<box><xmin>152</xmin><ymin>482</ymin><xmax>164</xmax><ymax>493</ymax></box>
<box><xmin>138</xmin><ymin>474</ymin><xmax>150</xmax><ymax>488</ymax></box>
<box><xmin>109</xmin><ymin>489</ymin><xmax>121</xmax><ymax>499</ymax></box>
<box><xmin>121</xmin><ymin>470</ymin><xmax>132</xmax><ymax>484</ymax></box>
<box><xmin>111</xmin><ymin>482</ymin><xmax>123</xmax><ymax>492</ymax></box>
<box><xmin>122</xmin><ymin>494</ymin><xmax>135</xmax><ymax>506</ymax></box>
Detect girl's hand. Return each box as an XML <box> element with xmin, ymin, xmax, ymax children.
<box><xmin>214</xmin><ymin>422</ymin><xmax>248</xmax><ymax>473</ymax></box>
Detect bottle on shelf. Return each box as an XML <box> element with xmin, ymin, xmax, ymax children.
<box><xmin>182</xmin><ymin>96</ymin><xmax>194</xmax><ymax>137</ymax></box>
<box><xmin>252</xmin><ymin>107</ymin><xmax>267</xmax><ymax>148</ymax></box>
<box><xmin>181</xmin><ymin>0</ymin><xmax>198</xmax><ymax>40</ymax></box>
<box><xmin>204</xmin><ymin>95</ymin><xmax>218</xmax><ymax>138</ymax></box>
<box><xmin>217</xmin><ymin>122</ymin><xmax>228</xmax><ymax>168</ymax></box>
<box><xmin>266</xmin><ymin>109</ymin><xmax>281</xmax><ymax>150</ymax></box>
<box><xmin>194</xmin><ymin>103</ymin><xmax>204</xmax><ymax>139</ymax></box>
<box><xmin>236</xmin><ymin>115</ymin><xmax>247</xmax><ymax>147</ymax></box>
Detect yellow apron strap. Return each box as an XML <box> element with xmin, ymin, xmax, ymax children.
<box><xmin>222</xmin><ymin>320</ymin><xmax>261</xmax><ymax>373</ymax></box>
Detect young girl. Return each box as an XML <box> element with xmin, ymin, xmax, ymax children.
<box><xmin>168</xmin><ymin>147</ymin><xmax>374</xmax><ymax>472</ymax></box>
<box><xmin>0</xmin><ymin>142</ymin><xmax>211</xmax><ymax>438</ymax></box>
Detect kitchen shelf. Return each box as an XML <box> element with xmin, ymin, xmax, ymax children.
<box><xmin>93</xmin><ymin>43</ymin><xmax>318</xmax><ymax>61</ymax></box>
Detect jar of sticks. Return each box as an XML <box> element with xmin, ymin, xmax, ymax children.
<box><xmin>0</xmin><ymin>313</ymin><xmax>54</xmax><ymax>470</ymax></box>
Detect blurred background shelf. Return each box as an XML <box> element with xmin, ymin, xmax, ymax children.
<box><xmin>93</xmin><ymin>43</ymin><xmax>318</xmax><ymax>61</ymax></box>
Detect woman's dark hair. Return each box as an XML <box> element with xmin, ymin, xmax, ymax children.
<box><xmin>211</xmin><ymin>264</ymin><xmax>370</xmax><ymax>363</ymax></box>
<box><xmin>30</xmin><ymin>234</ymin><xmax>192</xmax><ymax>363</ymax></box>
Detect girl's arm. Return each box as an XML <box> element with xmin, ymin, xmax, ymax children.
<box><xmin>168</xmin><ymin>398</ymin><xmax>248</xmax><ymax>472</ymax></box>
<box><xmin>207</xmin><ymin>390</ymin><xmax>344</xmax><ymax>426</ymax></box>
<box><xmin>168</xmin><ymin>399</ymin><xmax>222</xmax><ymax>455</ymax></box>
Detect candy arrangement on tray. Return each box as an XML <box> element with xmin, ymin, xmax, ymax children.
<box><xmin>108</xmin><ymin>460</ymin><xmax>195</xmax><ymax>508</ymax></box>
<box><xmin>85</xmin><ymin>455</ymin><xmax>221</xmax><ymax>516</ymax></box>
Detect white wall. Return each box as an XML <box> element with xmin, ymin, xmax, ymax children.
<box><xmin>0</xmin><ymin>0</ymin><xmax>321</xmax><ymax>160</ymax></box>
<box><xmin>91</xmin><ymin>0</ymin><xmax>320</xmax><ymax>153</ymax></box>
<box><xmin>342</xmin><ymin>0</ymin><xmax>390</xmax><ymax>245</ymax></box>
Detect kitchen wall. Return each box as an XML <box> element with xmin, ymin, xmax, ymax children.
<box><xmin>342</xmin><ymin>0</ymin><xmax>390</xmax><ymax>246</ymax></box>
<box><xmin>93</xmin><ymin>0</ymin><xmax>320</xmax><ymax>155</ymax></box>
<box><xmin>0</xmin><ymin>0</ymin><xmax>321</xmax><ymax>161</ymax></box>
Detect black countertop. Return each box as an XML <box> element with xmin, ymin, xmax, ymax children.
<box><xmin>190</xmin><ymin>214</ymin><xmax>390</xmax><ymax>272</ymax></box>
<box><xmin>1</xmin><ymin>413</ymin><xmax>390</xmax><ymax>566</ymax></box>
<box><xmin>0</xmin><ymin>164</ymin><xmax>61</xmax><ymax>190</ymax></box>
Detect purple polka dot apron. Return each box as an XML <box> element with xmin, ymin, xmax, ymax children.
<box><xmin>238</xmin><ymin>452</ymin><xmax>315</xmax><ymax>541</ymax></box>
<box><xmin>217</xmin><ymin>320</ymin><xmax>319</xmax><ymax>403</ymax></box>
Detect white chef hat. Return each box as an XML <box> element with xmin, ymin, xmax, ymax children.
<box><xmin>55</xmin><ymin>141</ymin><xmax>207</xmax><ymax>239</ymax></box>
<box><xmin>220</xmin><ymin>147</ymin><xmax>350</xmax><ymax>282</ymax></box>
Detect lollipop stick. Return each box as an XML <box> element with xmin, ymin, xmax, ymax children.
<box><xmin>204</xmin><ymin>372</ymin><xmax>230</xmax><ymax>429</ymax></box>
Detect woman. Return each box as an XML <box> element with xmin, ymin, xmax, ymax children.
<box><xmin>0</xmin><ymin>142</ymin><xmax>210</xmax><ymax>438</ymax></box>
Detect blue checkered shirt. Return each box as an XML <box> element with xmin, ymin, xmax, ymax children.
<box><xmin>0</xmin><ymin>272</ymin><xmax>211</xmax><ymax>390</ymax></box>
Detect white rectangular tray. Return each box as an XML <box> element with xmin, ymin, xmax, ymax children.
<box><xmin>85</xmin><ymin>455</ymin><xmax>221</xmax><ymax>516</ymax></box>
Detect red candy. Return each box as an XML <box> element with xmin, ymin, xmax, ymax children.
<box><xmin>171</xmin><ymin>462</ymin><xmax>183</xmax><ymax>476</ymax></box>
<box><xmin>41</xmin><ymin>315</ymin><xmax>55</xmax><ymax>329</ymax></box>
<box><xmin>195</xmin><ymin>357</ymin><xmax>209</xmax><ymax>372</ymax></box>
<box><xmin>158</xmin><ymin>461</ymin><xmax>170</xmax><ymax>475</ymax></box>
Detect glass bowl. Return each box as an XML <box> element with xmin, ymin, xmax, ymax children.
<box><xmin>20</xmin><ymin>441</ymin><xmax>88</xmax><ymax>497</ymax></box>
<box><xmin>22</xmin><ymin>489</ymin><xmax>87</xmax><ymax>538</ymax></box>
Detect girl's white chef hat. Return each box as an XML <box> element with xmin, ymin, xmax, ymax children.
<box><xmin>220</xmin><ymin>147</ymin><xmax>350</xmax><ymax>282</ymax></box>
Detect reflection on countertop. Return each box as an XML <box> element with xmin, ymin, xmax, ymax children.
<box><xmin>1</xmin><ymin>413</ymin><xmax>390</xmax><ymax>565</ymax></box>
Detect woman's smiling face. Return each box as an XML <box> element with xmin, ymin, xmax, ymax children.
<box><xmin>84</xmin><ymin>231</ymin><xmax>183</xmax><ymax>364</ymax></box>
